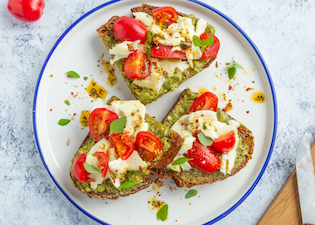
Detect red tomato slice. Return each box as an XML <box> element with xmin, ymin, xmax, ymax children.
<box><xmin>108</xmin><ymin>133</ymin><xmax>134</xmax><ymax>160</ymax></box>
<box><xmin>124</xmin><ymin>49</ymin><xmax>151</xmax><ymax>79</ymax></box>
<box><xmin>94</xmin><ymin>152</ymin><xmax>109</xmax><ymax>178</ymax></box>
<box><xmin>152</xmin><ymin>6</ymin><xmax>178</xmax><ymax>27</ymax></box>
<box><xmin>200</xmin><ymin>33</ymin><xmax>220</xmax><ymax>59</ymax></box>
<box><xmin>212</xmin><ymin>130</ymin><xmax>236</xmax><ymax>153</ymax></box>
<box><xmin>113</xmin><ymin>16</ymin><xmax>147</xmax><ymax>43</ymax></box>
<box><xmin>73</xmin><ymin>154</ymin><xmax>90</xmax><ymax>182</ymax></box>
<box><xmin>150</xmin><ymin>45</ymin><xmax>186</xmax><ymax>59</ymax></box>
<box><xmin>88</xmin><ymin>108</ymin><xmax>119</xmax><ymax>142</ymax></box>
<box><xmin>7</xmin><ymin>0</ymin><xmax>45</xmax><ymax>22</ymax></box>
<box><xmin>184</xmin><ymin>140</ymin><xmax>220</xmax><ymax>174</ymax></box>
<box><xmin>135</xmin><ymin>131</ymin><xmax>163</xmax><ymax>162</ymax></box>
<box><xmin>188</xmin><ymin>92</ymin><xmax>218</xmax><ymax>114</ymax></box>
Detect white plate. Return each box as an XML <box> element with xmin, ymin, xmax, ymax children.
<box><xmin>33</xmin><ymin>0</ymin><xmax>277</xmax><ymax>224</ymax></box>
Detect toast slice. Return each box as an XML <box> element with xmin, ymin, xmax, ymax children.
<box><xmin>160</xmin><ymin>88</ymin><xmax>254</xmax><ymax>188</ymax></box>
<box><xmin>70</xmin><ymin>98</ymin><xmax>183</xmax><ymax>199</ymax></box>
<box><xmin>96</xmin><ymin>4</ymin><xmax>218</xmax><ymax>104</ymax></box>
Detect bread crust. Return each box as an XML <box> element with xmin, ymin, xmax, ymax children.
<box><xmin>161</xmin><ymin>88</ymin><xmax>255</xmax><ymax>188</ymax></box>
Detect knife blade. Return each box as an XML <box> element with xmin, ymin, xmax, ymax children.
<box><xmin>296</xmin><ymin>132</ymin><xmax>315</xmax><ymax>225</ymax></box>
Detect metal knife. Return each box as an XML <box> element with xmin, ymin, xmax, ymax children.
<box><xmin>296</xmin><ymin>132</ymin><xmax>315</xmax><ymax>225</ymax></box>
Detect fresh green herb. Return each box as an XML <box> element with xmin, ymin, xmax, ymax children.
<box><xmin>146</xmin><ymin>31</ymin><xmax>152</xmax><ymax>60</ymax></box>
<box><xmin>197</xmin><ymin>132</ymin><xmax>213</xmax><ymax>146</ymax></box>
<box><xmin>64</xmin><ymin>99</ymin><xmax>70</xmax><ymax>105</ymax></box>
<box><xmin>109</xmin><ymin>116</ymin><xmax>126</xmax><ymax>135</ymax></box>
<box><xmin>146</xmin><ymin>45</ymin><xmax>151</xmax><ymax>60</ymax></box>
<box><xmin>157</xmin><ymin>204</ymin><xmax>168</xmax><ymax>221</ymax></box>
<box><xmin>172</xmin><ymin>157</ymin><xmax>192</xmax><ymax>165</ymax></box>
<box><xmin>193</xmin><ymin>35</ymin><xmax>214</xmax><ymax>53</ymax></box>
<box><xmin>227</xmin><ymin>57</ymin><xmax>244</xmax><ymax>79</ymax></box>
<box><xmin>84</xmin><ymin>77</ymin><xmax>88</xmax><ymax>81</ymax></box>
<box><xmin>83</xmin><ymin>162</ymin><xmax>100</xmax><ymax>173</ymax></box>
<box><xmin>185</xmin><ymin>189</ymin><xmax>197</xmax><ymax>199</ymax></box>
<box><xmin>174</xmin><ymin>67</ymin><xmax>179</xmax><ymax>74</ymax></box>
<box><xmin>118</xmin><ymin>180</ymin><xmax>136</xmax><ymax>189</ymax></box>
<box><xmin>162</xmin><ymin>25</ymin><xmax>167</xmax><ymax>29</ymax></box>
<box><xmin>58</xmin><ymin>119</ymin><xmax>71</xmax><ymax>126</ymax></box>
<box><xmin>66</xmin><ymin>71</ymin><xmax>80</xmax><ymax>78</ymax></box>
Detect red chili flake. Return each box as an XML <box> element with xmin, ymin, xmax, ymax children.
<box><xmin>50</xmin><ymin>109</ymin><xmax>52</xmax><ymax>111</ymax></box>
<box><xmin>91</xmin><ymin>100</ymin><xmax>94</xmax><ymax>102</ymax></box>
<box><xmin>71</xmin><ymin>92</ymin><xmax>74</xmax><ymax>95</ymax></box>
<box><xmin>163</xmin><ymin>71</ymin><xmax>168</xmax><ymax>75</ymax></box>
<box><xmin>196</xmin><ymin>119</ymin><xmax>199</xmax><ymax>123</ymax></box>
<box><xmin>139</xmin><ymin>166</ymin><xmax>142</xmax><ymax>171</ymax></box>
<box><xmin>246</xmin><ymin>87</ymin><xmax>254</xmax><ymax>91</ymax></box>
<box><xmin>181</xmin><ymin>123</ymin><xmax>184</xmax><ymax>126</ymax></box>
<box><xmin>73</xmin><ymin>113</ymin><xmax>76</xmax><ymax>116</ymax></box>
<box><xmin>246</xmin><ymin>111</ymin><xmax>250</xmax><ymax>114</ymax></box>
<box><xmin>228</xmin><ymin>85</ymin><xmax>232</xmax><ymax>90</ymax></box>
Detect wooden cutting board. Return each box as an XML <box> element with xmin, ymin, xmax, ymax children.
<box><xmin>257</xmin><ymin>140</ymin><xmax>315</xmax><ymax>225</ymax></box>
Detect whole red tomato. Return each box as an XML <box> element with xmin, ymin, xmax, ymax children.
<box><xmin>7</xmin><ymin>0</ymin><xmax>45</xmax><ymax>22</ymax></box>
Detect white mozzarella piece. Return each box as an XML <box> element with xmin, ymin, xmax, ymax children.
<box><xmin>125</xmin><ymin>151</ymin><xmax>148</xmax><ymax>171</ymax></box>
<box><xmin>178</xmin><ymin>136</ymin><xmax>196</xmax><ymax>155</ymax></box>
<box><xmin>180</xmin><ymin>161</ymin><xmax>192</xmax><ymax>171</ymax></box>
<box><xmin>133</xmin><ymin>12</ymin><xmax>155</xmax><ymax>27</ymax></box>
<box><xmin>110</xmin><ymin>100</ymin><xmax>148</xmax><ymax>139</ymax></box>
<box><xmin>86</xmin><ymin>139</ymin><xmax>114</xmax><ymax>189</ymax></box>
<box><xmin>220</xmin><ymin>133</ymin><xmax>239</xmax><ymax>175</ymax></box>
<box><xmin>195</xmin><ymin>18</ymin><xmax>207</xmax><ymax>37</ymax></box>
<box><xmin>109</xmin><ymin>40</ymin><xmax>141</xmax><ymax>64</ymax></box>
<box><xmin>133</xmin><ymin>58</ymin><xmax>189</xmax><ymax>90</ymax></box>
<box><xmin>92</xmin><ymin>98</ymin><xmax>107</xmax><ymax>110</ymax></box>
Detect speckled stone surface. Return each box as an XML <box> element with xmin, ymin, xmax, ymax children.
<box><xmin>1</xmin><ymin>0</ymin><xmax>315</xmax><ymax>224</ymax></box>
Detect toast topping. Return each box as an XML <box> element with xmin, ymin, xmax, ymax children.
<box><xmin>169</xmin><ymin>110</ymin><xmax>240</xmax><ymax>175</ymax></box>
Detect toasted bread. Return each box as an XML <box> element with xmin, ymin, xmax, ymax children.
<box><xmin>160</xmin><ymin>88</ymin><xmax>254</xmax><ymax>188</ymax></box>
<box><xmin>70</xmin><ymin>99</ymin><xmax>183</xmax><ymax>199</ymax></box>
<box><xmin>96</xmin><ymin>4</ymin><xmax>218</xmax><ymax>104</ymax></box>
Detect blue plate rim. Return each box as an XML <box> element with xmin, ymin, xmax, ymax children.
<box><xmin>32</xmin><ymin>0</ymin><xmax>278</xmax><ymax>224</ymax></box>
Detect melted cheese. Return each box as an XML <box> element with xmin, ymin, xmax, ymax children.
<box><xmin>170</xmin><ymin>110</ymin><xmax>240</xmax><ymax>174</ymax></box>
<box><xmin>109</xmin><ymin>40</ymin><xmax>143</xmax><ymax>64</ymax></box>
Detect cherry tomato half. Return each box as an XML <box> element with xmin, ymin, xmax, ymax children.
<box><xmin>188</xmin><ymin>92</ymin><xmax>218</xmax><ymax>114</ymax></box>
<box><xmin>150</xmin><ymin>45</ymin><xmax>186</xmax><ymax>59</ymax></box>
<box><xmin>200</xmin><ymin>33</ymin><xmax>220</xmax><ymax>59</ymax></box>
<box><xmin>108</xmin><ymin>133</ymin><xmax>134</xmax><ymax>160</ymax></box>
<box><xmin>124</xmin><ymin>49</ymin><xmax>151</xmax><ymax>79</ymax></box>
<box><xmin>113</xmin><ymin>16</ymin><xmax>147</xmax><ymax>44</ymax></box>
<box><xmin>73</xmin><ymin>153</ymin><xmax>90</xmax><ymax>183</ymax></box>
<box><xmin>212</xmin><ymin>130</ymin><xmax>236</xmax><ymax>153</ymax></box>
<box><xmin>152</xmin><ymin>6</ymin><xmax>178</xmax><ymax>27</ymax></box>
<box><xmin>135</xmin><ymin>131</ymin><xmax>163</xmax><ymax>162</ymax></box>
<box><xmin>94</xmin><ymin>152</ymin><xmax>109</xmax><ymax>178</ymax></box>
<box><xmin>88</xmin><ymin>108</ymin><xmax>119</xmax><ymax>142</ymax></box>
<box><xmin>184</xmin><ymin>140</ymin><xmax>220</xmax><ymax>174</ymax></box>
<box><xmin>7</xmin><ymin>0</ymin><xmax>45</xmax><ymax>22</ymax></box>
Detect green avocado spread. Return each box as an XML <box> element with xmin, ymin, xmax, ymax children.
<box><xmin>162</xmin><ymin>89</ymin><xmax>250</xmax><ymax>177</ymax></box>
<box><xmin>70</xmin><ymin>113</ymin><xmax>173</xmax><ymax>194</ymax></box>
<box><xmin>103</xmin><ymin>14</ymin><xmax>216</xmax><ymax>104</ymax></box>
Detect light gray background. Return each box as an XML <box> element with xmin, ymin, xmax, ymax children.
<box><xmin>1</xmin><ymin>0</ymin><xmax>314</xmax><ymax>224</ymax></box>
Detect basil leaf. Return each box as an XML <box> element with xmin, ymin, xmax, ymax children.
<box><xmin>118</xmin><ymin>180</ymin><xmax>136</xmax><ymax>189</ymax></box>
<box><xmin>185</xmin><ymin>189</ymin><xmax>197</xmax><ymax>199</ymax></box>
<box><xmin>234</xmin><ymin>62</ymin><xmax>244</xmax><ymax>69</ymax></box>
<box><xmin>197</xmin><ymin>132</ymin><xmax>213</xmax><ymax>146</ymax></box>
<box><xmin>200</xmin><ymin>46</ymin><xmax>206</xmax><ymax>53</ymax></box>
<box><xmin>66</xmin><ymin>71</ymin><xmax>80</xmax><ymax>78</ymax></box>
<box><xmin>147</xmin><ymin>31</ymin><xmax>152</xmax><ymax>44</ymax></box>
<box><xmin>83</xmin><ymin>162</ymin><xmax>100</xmax><ymax>174</ymax></box>
<box><xmin>157</xmin><ymin>204</ymin><xmax>168</xmax><ymax>221</ymax></box>
<box><xmin>192</xmin><ymin>35</ymin><xmax>202</xmax><ymax>46</ymax></box>
<box><xmin>64</xmin><ymin>99</ymin><xmax>70</xmax><ymax>105</ymax></box>
<box><xmin>172</xmin><ymin>157</ymin><xmax>192</xmax><ymax>165</ymax></box>
<box><xmin>109</xmin><ymin>116</ymin><xmax>126</xmax><ymax>135</ymax></box>
<box><xmin>201</xmin><ymin>37</ymin><xmax>214</xmax><ymax>47</ymax></box>
<box><xmin>228</xmin><ymin>67</ymin><xmax>236</xmax><ymax>79</ymax></box>
<box><xmin>58</xmin><ymin>119</ymin><xmax>71</xmax><ymax>126</ymax></box>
